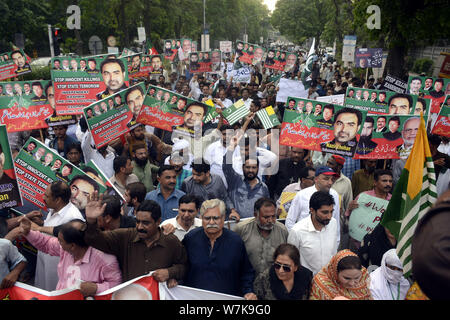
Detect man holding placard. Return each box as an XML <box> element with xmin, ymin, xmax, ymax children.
<box><xmin>346</xmin><ymin>169</ymin><xmax>393</xmax><ymax>252</ymax></box>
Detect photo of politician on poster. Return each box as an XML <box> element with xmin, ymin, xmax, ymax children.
<box><xmin>0</xmin><ymin>125</ymin><xmax>22</xmax><ymax>209</ymax></box>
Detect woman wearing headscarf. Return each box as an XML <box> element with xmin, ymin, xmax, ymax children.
<box><xmin>310</xmin><ymin>249</ymin><xmax>372</xmax><ymax>300</ymax></box>
<box><xmin>254</xmin><ymin>244</ymin><xmax>313</xmax><ymax>300</ymax></box>
<box><xmin>369</xmin><ymin>249</ymin><xmax>411</xmax><ymax>300</ymax></box>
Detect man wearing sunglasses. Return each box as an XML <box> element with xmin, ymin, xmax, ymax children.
<box><xmin>182</xmin><ymin>199</ymin><xmax>257</xmax><ymax>300</ymax></box>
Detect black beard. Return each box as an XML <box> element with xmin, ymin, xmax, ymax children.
<box><xmin>134</xmin><ymin>157</ymin><xmax>148</xmax><ymax>167</ymax></box>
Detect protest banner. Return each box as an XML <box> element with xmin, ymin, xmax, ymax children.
<box><xmin>178</xmin><ymin>38</ymin><xmax>192</xmax><ymax>61</ymax></box>
<box><xmin>275</xmin><ymin>78</ymin><xmax>308</xmax><ymax>103</ymax></box>
<box><xmin>256</xmin><ymin>106</ymin><xmax>280</xmax><ymax>129</ymax></box>
<box><xmin>0</xmin><ymin>80</ymin><xmax>54</xmax><ymax>132</ymax></box>
<box><xmin>355</xmin><ymin>48</ymin><xmax>383</xmax><ymax>68</ymax></box>
<box><xmin>264</xmin><ymin>49</ymin><xmax>297</xmax><ymax>72</ymax></box>
<box><xmin>0</xmin><ymin>273</ymin><xmax>243</xmax><ymax>300</ymax></box>
<box><xmin>143</xmin><ymin>54</ymin><xmax>164</xmax><ymax>77</ymax></box>
<box><xmin>235</xmin><ymin>40</ymin><xmax>265</xmax><ymax>66</ymax></box>
<box><xmin>348</xmin><ymin>192</ymin><xmax>388</xmax><ymax>242</ymax></box>
<box><xmin>407</xmin><ymin>76</ymin><xmax>449</xmax><ymax>114</ymax></box>
<box><xmin>210</xmin><ymin>50</ymin><xmax>224</xmax><ymax>73</ymax></box>
<box><xmin>220</xmin><ymin>40</ymin><xmax>233</xmax><ymax>60</ymax></box>
<box><xmin>380</xmin><ymin>74</ymin><xmax>408</xmax><ymax>93</ymax></box>
<box><xmin>227</xmin><ymin>66</ymin><xmax>252</xmax><ymax>83</ymax></box>
<box><xmin>189</xmin><ymin>51</ymin><xmax>212</xmax><ymax>73</ymax></box>
<box><xmin>121</xmin><ymin>48</ymin><xmax>137</xmax><ymax>57</ymax></box>
<box><xmin>136</xmin><ymin>85</ymin><xmax>209</xmax><ymax>136</ymax></box>
<box><xmin>0</xmin><ymin>125</ymin><xmax>22</xmax><ymax>209</ymax></box>
<box><xmin>51</xmin><ymin>56</ymin><xmax>130</xmax><ymax>115</ymax></box>
<box><xmin>162</xmin><ymin>39</ymin><xmax>179</xmax><ymax>61</ymax></box>
<box><xmin>431</xmin><ymin>95</ymin><xmax>450</xmax><ymax>137</ymax></box>
<box><xmin>14</xmin><ymin>138</ymin><xmax>91</xmax><ymax>210</ymax></box>
<box><xmin>354</xmin><ymin>114</ymin><xmax>428</xmax><ymax>160</ymax></box>
<box><xmin>0</xmin><ymin>49</ymin><xmax>32</xmax><ymax>81</ymax></box>
<box><xmin>316</xmin><ymin>94</ymin><xmax>345</xmax><ymax>106</ymax></box>
<box><xmin>345</xmin><ymin>86</ymin><xmax>431</xmax><ymax>116</ymax></box>
<box><xmin>280</xmin><ymin>99</ymin><xmax>367</xmax><ymax>157</ymax></box>
<box><xmin>125</xmin><ymin>53</ymin><xmax>151</xmax><ymax>84</ymax></box>
<box><xmin>84</xmin><ymin>84</ymin><xmax>142</xmax><ymax>148</ymax></box>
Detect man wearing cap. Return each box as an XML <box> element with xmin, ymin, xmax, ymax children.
<box><xmin>326</xmin><ymin>155</ymin><xmax>353</xmax><ymax>249</ymax></box>
<box><xmin>285</xmin><ymin>166</ymin><xmax>341</xmax><ymax>241</ymax></box>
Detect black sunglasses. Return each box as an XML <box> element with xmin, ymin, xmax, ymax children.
<box><xmin>274</xmin><ymin>262</ymin><xmax>292</xmax><ymax>272</ymax></box>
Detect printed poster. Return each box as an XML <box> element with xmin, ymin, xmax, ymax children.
<box><xmin>51</xmin><ymin>56</ymin><xmax>130</xmax><ymax>115</ymax></box>
<box><xmin>349</xmin><ymin>193</ymin><xmax>388</xmax><ymax>242</ymax></box>
<box><xmin>345</xmin><ymin>86</ymin><xmax>431</xmax><ymax>116</ymax></box>
<box><xmin>280</xmin><ymin>99</ymin><xmax>367</xmax><ymax>157</ymax></box>
<box><xmin>162</xmin><ymin>39</ymin><xmax>179</xmax><ymax>61</ymax></box>
<box><xmin>407</xmin><ymin>76</ymin><xmax>450</xmax><ymax>114</ymax></box>
<box><xmin>354</xmin><ymin>114</ymin><xmax>428</xmax><ymax>160</ymax></box>
<box><xmin>0</xmin><ymin>80</ymin><xmax>54</xmax><ymax>132</ymax></box>
<box><xmin>235</xmin><ymin>41</ymin><xmax>265</xmax><ymax>66</ymax></box>
<box><xmin>431</xmin><ymin>95</ymin><xmax>450</xmax><ymax>137</ymax></box>
<box><xmin>0</xmin><ymin>49</ymin><xmax>32</xmax><ymax>80</ymax></box>
<box><xmin>14</xmin><ymin>138</ymin><xmax>106</xmax><ymax>210</ymax></box>
<box><xmin>84</xmin><ymin>83</ymin><xmax>144</xmax><ymax>148</ymax></box>
<box><xmin>380</xmin><ymin>74</ymin><xmax>408</xmax><ymax>94</ymax></box>
<box><xmin>189</xmin><ymin>51</ymin><xmax>212</xmax><ymax>73</ymax></box>
<box><xmin>355</xmin><ymin>48</ymin><xmax>383</xmax><ymax>68</ymax></box>
<box><xmin>0</xmin><ymin>125</ymin><xmax>22</xmax><ymax>209</ymax></box>
<box><xmin>136</xmin><ymin>85</ymin><xmax>209</xmax><ymax>135</ymax></box>
<box><xmin>264</xmin><ymin>49</ymin><xmax>297</xmax><ymax>72</ymax></box>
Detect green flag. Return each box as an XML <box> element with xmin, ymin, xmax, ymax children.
<box><xmin>301</xmin><ymin>38</ymin><xmax>316</xmax><ymax>89</ymax></box>
<box><xmin>222</xmin><ymin>99</ymin><xmax>250</xmax><ymax>125</ymax></box>
<box><xmin>380</xmin><ymin>114</ymin><xmax>437</xmax><ymax>277</ymax></box>
<box><xmin>256</xmin><ymin>106</ymin><xmax>280</xmax><ymax>129</ymax></box>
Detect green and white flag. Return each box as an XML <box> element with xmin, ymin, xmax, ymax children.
<box><xmin>222</xmin><ymin>99</ymin><xmax>250</xmax><ymax>125</ymax></box>
<box><xmin>301</xmin><ymin>38</ymin><xmax>316</xmax><ymax>89</ymax></box>
<box><xmin>256</xmin><ymin>106</ymin><xmax>280</xmax><ymax>129</ymax></box>
<box><xmin>380</xmin><ymin>114</ymin><xmax>437</xmax><ymax>277</ymax></box>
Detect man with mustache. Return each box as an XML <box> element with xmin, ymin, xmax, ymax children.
<box><xmin>287</xmin><ymin>191</ymin><xmax>338</xmax><ymax>275</ymax></box>
<box><xmin>351</xmin><ymin>159</ymin><xmax>377</xmax><ymax>198</ymax></box>
<box><xmin>131</xmin><ymin>143</ymin><xmax>159</xmax><ymax>193</ymax></box>
<box><xmin>356</xmin><ymin>116</ymin><xmax>378</xmax><ymax>155</ymax></box>
<box><xmin>346</xmin><ymin>169</ymin><xmax>393</xmax><ymax>251</ymax></box>
<box><xmin>96</xmin><ymin>58</ymin><xmax>128</xmax><ymax>100</ymax></box>
<box><xmin>321</xmin><ymin>107</ymin><xmax>363</xmax><ymax>157</ymax></box>
<box><xmin>234</xmin><ymin>198</ymin><xmax>288</xmax><ymax>276</ymax></box>
<box><xmin>84</xmin><ymin>193</ymin><xmax>187</xmax><ymax>285</ymax></box>
<box><xmin>144</xmin><ymin>165</ymin><xmax>185</xmax><ymax>221</ymax></box>
<box><xmin>182</xmin><ymin>199</ymin><xmax>257</xmax><ymax>299</ymax></box>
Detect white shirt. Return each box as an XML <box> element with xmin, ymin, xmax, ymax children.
<box><xmin>203</xmin><ymin>140</ymin><xmax>228</xmax><ymax>187</ymax></box>
<box><xmin>287</xmin><ymin>216</ymin><xmax>338</xmax><ymax>275</ymax></box>
<box><xmin>160</xmin><ymin>217</ymin><xmax>202</xmax><ymax>241</ymax></box>
<box><xmin>80</xmin><ymin>131</ymin><xmax>116</xmax><ymax>179</ymax></box>
<box><xmin>35</xmin><ymin>202</ymin><xmax>84</xmax><ymax>291</ymax></box>
<box><xmin>232</xmin><ymin>146</ymin><xmax>278</xmax><ymax>180</ymax></box>
<box><xmin>285</xmin><ymin>185</ymin><xmax>341</xmax><ymax>243</ymax></box>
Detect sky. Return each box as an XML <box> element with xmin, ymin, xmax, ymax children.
<box><xmin>263</xmin><ymin>0</ymin><xmax>277</xmax><ymax>12</ymax></box>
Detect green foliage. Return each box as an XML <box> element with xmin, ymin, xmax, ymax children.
<box><xmin>412</xmin><ymin>58</ymin><xmax>434</xmax><ymax>75</ymax></box>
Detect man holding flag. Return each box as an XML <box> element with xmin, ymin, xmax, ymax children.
<box><xmin>380</xmin><ymin>113</ymin><xmax>437</xmax><ymax>278</ymax></box>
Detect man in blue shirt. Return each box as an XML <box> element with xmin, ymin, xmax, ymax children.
<box><xmin>145</xmin><ymin>165</ymin><xmax>185</xmax><ymax>221</ymax></box>
<box><xmin>222</xmin><ymin>136</ymin><xmax>270</xmax><ymax>220</ymax></box>
<box><xmin>182</xmin><ymin>199</ymin><xmax>257</xmax><ymax>299</ymax></box>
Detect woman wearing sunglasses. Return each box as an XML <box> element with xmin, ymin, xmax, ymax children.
<box><xmin>253</xmin><ymin>243</ymin><xmax>313</xmax><ymax>300</ymax></box>
<box><xmin>310</xmin><ymin>249</ymin><xmax>372</xmax><ymax>300</ymax></box>
<box><xmin>369</xmin><ymin>249</ymin><xmax>411</xmax><ymax>300</ymax></box>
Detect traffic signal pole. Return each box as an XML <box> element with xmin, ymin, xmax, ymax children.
<box><xmin>48</xmin><ymin>24</ymin><xmax>55</xmax><ymax>57</ymax></box>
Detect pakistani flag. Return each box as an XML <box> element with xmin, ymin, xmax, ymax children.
<box><xmin>222</xmin><ymin>99</ymin><xmax>250</xmax><ymax>125</ymax></box>
<box><xmin>380</xmin><ymin>114</ymin><xmax>437</xmax><ymax>277</ymax></box>
<box><xmin>256</xmin><ymin>106</ymin><xmax>281</xmax><ymax>129</ymax></box>
<box><xmin>203</xmin><ymin>99</ymin><xmax>218</xmax><ymax>123</ymax></box>
<box><xmin>301</xmin><ymin>38</ymin><xmax>316</xmax><ymax>89</ymax></box>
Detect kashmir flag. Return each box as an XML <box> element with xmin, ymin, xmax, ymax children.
<box><xmin>222</xmin><ymin>99</ymin><xmax>250</xmax><ymax>125</ymax></box>
<box><xmin>256</xmin><ymin>106</ymin><xmax>280</xmax><ymax>129</ymax></box>
<box><xmin>380</xmin><ymin>113</ymin><xmax>437</xmax><ymax>277</ymax></box>
<box><xmin>203</xmin><ymin>98</ymin><xmax>218</xmax><ymax>123</ymax></box>
<box><xmin>300</xmin><ymin>38</ymin><xmax>316</xmax><ymax>89</ymax></box>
